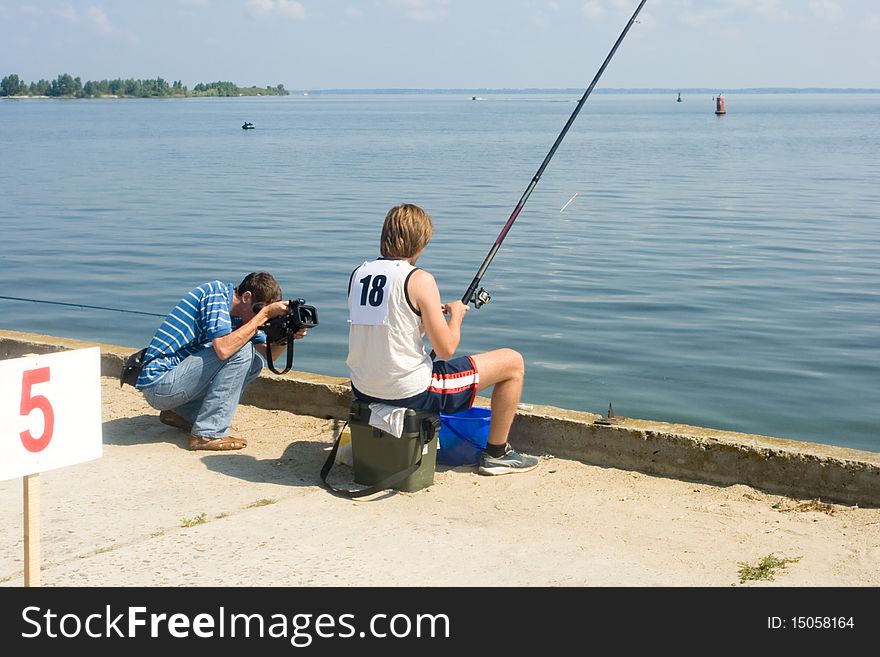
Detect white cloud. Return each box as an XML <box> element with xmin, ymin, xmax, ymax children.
<box><xmin>277</xmin><ymin>0</ymin><xmax>305</xmax><ymax>18</ymax></box>
<box><xmin>53</xmin><ymin>6</ymin><xmax>78</xmax><ymax>22</ymax></box>
<box><xmin>87</xmin><ymin>6</ymin><xmax>117</xmax><ymax>35</ymax></box>
<box><xmin>757</xmin><ymin>0</ymin><xmax>791</xmax><ymax>20</ymax></box>
<box><xmin>679</xmin><ymin>9</ymin><xmax>705</xmax><ymax>28</ymax></box>
<box><xmin>530</xmin><ymin>0</ymin><xmax>561</xmax><ymax>27</ymax></box>
<box><xmin>345</xmin><ymin>7</ymin><xmax>363</xmax><ymax>18</ymax></box>
<box><xmin>389</xmin><ymin>0</ymin><xmax>449</xmax><ymax>22</ymax></box>
<box><xmin>727</xmin><ymin>0</ymin><xmax>791</xmax><ymax>21</ymax></box>
<box><xmin>179</xmin><ymin>0</ymin><xmax>210</xmax><ymax>6</ymax></box>
<box><xmin>678</xmin><ymin>0</ymin><xmax>796</xmax><ymax>29</ymax></box>
<box><xmin>247</xmin><ymin>0</ymin><xmax>305</xmax><ymax>19</ymax></box>
<box><xmin>249</xmin><ymin>0</ymin><xmax>274</xmax><ymax>11</ymax></box>
<box><xmin>583</xmin><ymin>1</ymin><xmax>604</xmax><ymax>19</ymax></box>
<box><xmin>866</xmin><ymin>12</ymin><xmax>880</xmax><ymax>32</ymax></box>
<box><xmin>808</xmin><ymin>0</ymin><xmax>841</xmax><ymax>20</ymax></box>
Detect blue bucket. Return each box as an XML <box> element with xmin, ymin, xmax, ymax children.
<box><xmin>438</xmin><ymin>407</ymin><xmax>491</xmax><ymax>466</ymax></box>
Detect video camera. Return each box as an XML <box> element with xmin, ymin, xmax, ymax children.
<box><xmin>257</xmin><ymin>299</ymin><xmax>318</xmax><ymax>375</ymax></box>
<box><xmin>261</xmin><ymin>298</ymin><xmax>319</xmax><ymax>344</ymax></box>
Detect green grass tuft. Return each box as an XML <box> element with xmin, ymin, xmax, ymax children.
<box><xmin>180</xmin><ymin>512</ymin><xmax>208</xmax><ymax>527</ymax></box>
<box><xmin>738</xmin><ymin>553</ymin><xmax>801</xmax><ymax>583</ymax></box>
<box><xmin>248</xmin><ymin>498</ymin><xmax>278</xmax><ymax>508</ymax></box>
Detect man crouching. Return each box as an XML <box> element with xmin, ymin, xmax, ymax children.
<box><xmin>136</xmin><ymin>272</ymin><xmax>307</xmax><ymax>450</ymax></box>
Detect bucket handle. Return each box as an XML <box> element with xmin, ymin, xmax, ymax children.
<box><xmin>320</xmin><ymin>417</ymin><xmax>439</xmax><ymax>499</ymax></box>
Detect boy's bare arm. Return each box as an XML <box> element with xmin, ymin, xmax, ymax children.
<box><xmin>408</xmin><ymin>269</ymin><xmax>467</xmax><ymax>360</ymax></box>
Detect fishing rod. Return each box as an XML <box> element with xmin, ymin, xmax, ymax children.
<box><xmin>0</xmin><ymin>295</ymin><xmax>166</xmax><ymax>318</ymax></box>
<box><xmin>452</xmin><ymin>0</ymin><xmax>647</xmax><ymax>313</ymax></box>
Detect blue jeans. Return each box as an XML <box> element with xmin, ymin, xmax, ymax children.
<box><xmin>141</xmin><ymin>343</ymin><xmax>264</xmax><ymax>438</ymax></box>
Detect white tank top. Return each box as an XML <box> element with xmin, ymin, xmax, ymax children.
<box><xmin>347</xmin><ymin>258</ymin><xmax>432</xmax><ymax>400</ymax></box>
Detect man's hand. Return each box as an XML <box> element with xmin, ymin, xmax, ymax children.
<box><xmin>215</xmin><ymin>299</ymin><xmax>290</xmax><ymax>361</ymax></box>
<box><xmin>292</xmin><ymin>326</ymin><xmax>308</xmax><ymax>340</ymax></box>
<box><xmin>259</xmin><ymin>300</ymin><xmax>290</xmax><ymax>322</ymax></box>
<box><xmin>274</xmin><ymin>326</ymin><xmax>308</xmax><ymax>348</ymax></box>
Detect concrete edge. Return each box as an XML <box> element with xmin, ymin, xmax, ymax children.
<box><xmin>2</xmin><ymin>329</ymin><xmax>878</xmax><ymax>507</ymax></box>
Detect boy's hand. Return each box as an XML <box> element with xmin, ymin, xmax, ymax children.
<box><xmin>443</xmin><ymin>301</ymin><xmax>469</xmax><ymax>323</ymax></box>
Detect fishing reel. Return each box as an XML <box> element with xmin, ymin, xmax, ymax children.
<box><xmin>470</xmin><ymin>288</ymin><xmax>491</xmax><ymax>308</ymax></box>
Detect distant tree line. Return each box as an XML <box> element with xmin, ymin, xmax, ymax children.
<box><xmin>0</xmin><ymin>73</ymin><xmax>289</xmax><ymax>98</ymax></box>
<box><xmin>191</xmin><ymin>81</ymin><xmax>288</xmax><ymax>97</ymax></box>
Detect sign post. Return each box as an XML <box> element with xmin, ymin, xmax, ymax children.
<box><xmin>0</xmin><ymin>347</ymin><xmax>103</xmax><ymax>586</ymax></box>
<box><xmin>23</xmin><ymin>474</ymin><xmax>40</xmax><ymax>587</ymax></box>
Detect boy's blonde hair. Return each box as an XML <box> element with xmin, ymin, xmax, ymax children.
<box><xmin>380</xmin><ymin>203</ymin><xmax>434</xmax><ymax>259</ymax></box>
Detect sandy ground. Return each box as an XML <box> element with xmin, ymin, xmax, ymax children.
<box><xmin>1</xmin><ymin>377</ymin><xmax>879</xmax><ymax>587</ymax></box>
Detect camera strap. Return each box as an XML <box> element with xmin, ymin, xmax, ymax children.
<box><xmin>265</xmin><ymin>340</ymin><xmax>295</xmax><ymax>375</ymax></box>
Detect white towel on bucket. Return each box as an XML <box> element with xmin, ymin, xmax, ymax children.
<box><xmin>368</xmin><ymin>403</ymin><xmax>406</xmax><ymax>438</ymax></box>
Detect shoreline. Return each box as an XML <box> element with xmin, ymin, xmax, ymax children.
<box><xmin>4</xmin><ymin>87</ymin><xmax>879</xmax><ymax>101</ymax></box>
<box><xmin>2</xmin><ymin>329</ymin><xmax>878</xmax><ymax>508</ymax></box>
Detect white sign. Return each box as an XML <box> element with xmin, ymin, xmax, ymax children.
<box><xmin>0</xmin><ymin>347</ymin><xmax>102</xmax><ymax>481</ymax></box>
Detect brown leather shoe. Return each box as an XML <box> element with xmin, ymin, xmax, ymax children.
<box><xmin>159</xmin><ymin>410</ymin><xmax>193</xmax><ymax>433</ymax></box>
<box><xmin>188</xmin><ymin>435</ymin><xmax>248</xmax><ymax>451</ymax></box>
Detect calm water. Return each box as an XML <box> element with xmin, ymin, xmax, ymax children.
<box><xmin>1</xmin><ymin>91</ymin><xmax>878</xmax><ymax>452</ymax></box>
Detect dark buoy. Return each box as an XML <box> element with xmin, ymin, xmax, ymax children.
<box><xmin>677</xmin><ymin>91</ymin><xmax>682</xmax><ymax>102</ymax></box>
<box><xmin>714</xmin><ymin>93</ymin><xmax>726</xmax><ymax>115</ymax></box>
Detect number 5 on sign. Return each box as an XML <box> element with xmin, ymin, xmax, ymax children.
<box><xmin>0</xmin><ymin>348</ymin><xmax>102</xmax><ymax>481</ymax></box>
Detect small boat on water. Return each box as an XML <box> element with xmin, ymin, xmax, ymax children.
<box><xmin>242</xmin><ymin>122</ymin><xmax>255</xmax><ymax>130</ymax></box>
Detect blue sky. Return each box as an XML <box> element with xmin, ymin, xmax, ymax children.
<box><xmin>1</xmin><ymin>0</ymin><xmax>877</xmax><ymax>89</ymax></box>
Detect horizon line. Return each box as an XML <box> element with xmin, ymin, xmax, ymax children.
<box><xmin>288</xmin><ymin>86</ymin><xmax>879</xmax><ymax>93</ymax></box>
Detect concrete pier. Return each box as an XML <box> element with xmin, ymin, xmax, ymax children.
<box><xmin>3</xmin><ymin>329</ymin><xmax>880</xmax><ymax>587</ymax></box>
<box><xmin>2</xmin><ymin>329</ymin><xmax>877</xmax><ymax>507</ymax></box>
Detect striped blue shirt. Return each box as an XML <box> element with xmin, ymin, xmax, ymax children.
<box><xmin>135</xmin><ymin>281</ymin><xmax>265</xmax><ymax>388</ymax></box>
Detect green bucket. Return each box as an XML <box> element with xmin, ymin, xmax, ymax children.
<box><xmin>349</xmin><ymin>400</ymin><xmax>438</xmax><ymax>493</ymax></box>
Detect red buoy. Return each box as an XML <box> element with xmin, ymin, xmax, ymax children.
<box><xmin>715</xmin><ymin>93</ymin><xmax>726</xmax><ymax>115</ymax></box>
